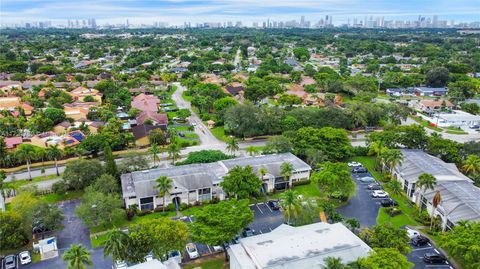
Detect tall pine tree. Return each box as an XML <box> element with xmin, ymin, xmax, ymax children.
<box><xmin>104</xmin><ymin>145</ymin><xmax>118</xmax><ymax>178</ymax></box>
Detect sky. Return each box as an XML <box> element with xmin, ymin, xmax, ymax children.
<box><xmin>1</xmin><ymin>0</ymin><xmax>479</xmax><ymax>26</ymax></box>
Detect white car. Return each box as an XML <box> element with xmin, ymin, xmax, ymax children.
<box><xmin>406</xmin><ymin>228</ymin><xmax>421</xmax><ymax>239</ymax></box>
<box><xmin>359</xmin><ymin>176</ymin><xmax>376</xmax><ymax>183</ymax></box>
<box><xmin>168</xmin><ymin>250</ymin><xmax>182</xmax><ymax>264</ymax></box>
<box><xmin>213</xmin><ymin>245</ymin><xmax>224</xmax><ymax>252</ymax></box>
<box><xmin>19</xmin><ymin>251</ymin><xmax>31</xmax><ymax>265</ymax></box>
<box><xmin>348</xmin><ymin>162</ymin><xmax>362</xmax><ymax>167</ymax></box>
<box><xmin>185</xmin><ymin>243</ymin><xmax>199</xmax><ymax>259</ymax></box>
<box><xmin>371</xmin><ymin>190</ymin><xmax>389</xmax><ymax>198</ymax></box>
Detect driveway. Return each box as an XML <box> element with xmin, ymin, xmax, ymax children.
<box><xmin>248</xmin><ymin>202</ymin><xmax>284</xmax><ymax>234</ymax></box>
<box><xmin>23</xmin><ymin>200</ymin><xmax>112</xmax><ymax>269</ymax></box>
<box><xmin>337</xmin><ymin>171</ymin><xmax>381</xmax><ymax>227</ymax></box>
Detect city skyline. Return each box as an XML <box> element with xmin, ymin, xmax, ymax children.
<box><xmin>1</xmin><ymin>0</ymin><xmax>480</xmax><ymax>26</ymax></box>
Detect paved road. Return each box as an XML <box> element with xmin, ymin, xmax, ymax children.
<box><xmin>23</xmin><ymin>200</ymin><xmax>112</xmax><ymax>269</ymax></box>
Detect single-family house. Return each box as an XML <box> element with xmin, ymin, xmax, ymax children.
<box><xmin>414</xmin><ymin>87</ymin><xmax>448</xmax><ymax>97</ymax></box>
<box><xmin>228</xmin><ymin>222</ymin><xmax>371</xmax><ymax>269</ymax></box>
<box><xmin>53</xmin><ymin>121</ymin><xmax>72</xmax><ymax>134</ymax></box>
<box><xmin>69</xmin><ymin>86</ymin><xmax>103</xmax><ymax>102</ymax></box>
<box><xmin>135</xmin><ymin>111</ymin><xmax>168</xmax><ymax>129</ymax></box>
<box><xmin>418</xmin><ymin>99</ymin><xmax>454</xmax><ymax>113</ymax></box>
<box><xmin>224</xmin><ymin>82</ymin><xmax>244</xmax><ymax>97</ymax></box>
<box><xmin>131</xmin><ymin>124</ymin><xmax>162</xmax><ymax>147</ymax></box>
<box><xmin>391</xmin><ymin>149</ymin><xmax>480</xmax><ymax>230</ymax></box>
<box><xmin>121</xmin><ymin>153</ymin><xmax>311</xmax><ymax>210</ymax></box>
<box><xmin>4</xmin><ymin>136</ymin><xmax>23</xmax><ymax>150</ymax></box>
<box><xmin>131</xmin><ymin>94</ymin><xmax>160</xmax><ymax>113</ymax></box>
<box><xmin>63</xmin><ymin>102</ymin><xmax>97</xmax><ymax>121</ymax></box>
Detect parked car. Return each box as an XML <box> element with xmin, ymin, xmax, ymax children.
<box><xmin>380</xmin><ymin>198</ymin><xmax>398</xmax><ymax>207</ymax></box>
<box><xmin>213</xmin><ymin>245</ymin><xmax>224</xmax><ymax>252</ymax></box>
<box><xmin>423</xmin><ymin>252</ymin><xmax>447</xmax><ymax>264</ymax></box>
<box><xmin>4</xmin><ymin>255</ymin><xmax>16</xmax><ymax>269</ymax></box>
<box><xmin>359</xmin><ymin>176</ymin><xmax>376</xmax><ymax>183</ymax></box>
<box><xmin>267</xmin><ymin>200</ymin><xmax>280</xmax><ymax>210</ymax></box>
<box><xmin>348</xmin><ymin>162</ymin><xmax>362</xmax><ymax>167</ymax></box>
<box><xmin>352</xmin><ymin>167</ymin><xmax>368</xmax><ymax>173</ymax></box>
<box><xmin>242</xmin><ymin>227</ymin><xmax>255</xmax><ymax>237</ymax></box>
<box><xmin>406</xmin><ymin>228</ymin><xmax>421</xmax><ymax>239</ymax></box>
<box><xmin>19</xmin><ymin>251</ymin><xmax>31</xmax><ymax>265</ymax></box>
<box><xmin>371</xmin><ymin>190</ymin><xmax>389</xmax><ymax>198</ymax></box>
<box><xmin>185</xmin><ymin>243</ymin><xmax>200</xmax><ymax>259</ymax></box>
<box><xmin>469</xmin><ymin>124</ymin><xmax>479</xmax><ymax>129</ymax></box>
<box><xmin>167</xmin><ymin>250</ymin><xmax>182</xmax><ymax>264</ymax></box>
<box><xmin>114</xmin><ymin>260</ymin><xmax>128</xmax><ymax>269</ymax></box>
<box><xmin>412</xmin><ymin>235</ymin><xmax>430</xmax><ymax>247</ymax></box>
<box><xmin>367</xmin><ymin>183</ymin><xmax>382</xmax><ymax>190</ymax></box>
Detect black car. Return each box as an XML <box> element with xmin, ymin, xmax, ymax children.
<box><xmin>367</xmin><ymin>183</ymin><xmax>382</xmax><ymax>190</ymax></box>
<box><xmin>242</xmin><ymin>227</ymin><xmax>255</xmax><ymax>237</ymax></box>
<box><xmin>380</xmin><ymin>198</ymin><xmax>398</xmax><ymax>207</ymax></box>
<box><xmin>423</xmin><ymin>252</ymin><xmax>447</xmax><ymax>264</ymax></box>
<box><xmin>412</xmin><ymin>235</ymin><xmax>430</xmax><ymax>246</ymax></box>
<box><xmin>267</xmin><ymin>200</ymin><xmax>280</xmax><ymax>210</ymax></box>
<box><xmin>352</xmin><ymin>167</ymin><xmax>368</xmax><ymax>173</ymax></box>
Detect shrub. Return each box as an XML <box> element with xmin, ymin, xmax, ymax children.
<box><xmin>414</xmin><ymin>210</ymin><xmax>431</xmax><ymax>225</ymax></box>
<box><xmin>52</xmin><ymin>181</ymin><xmax>69</xmax><ymax>194</ymax></box>
<box><xmin>387</xmin><ymin>207</ymin><xmax>402</xmax><ymax>217</ymax></box>
<box><xmin>137</xmin><ymin>210</ymin><xmax>152</xmax><ymax>217</ymax></box>
<box><xmin>126</xmin><ymin>208</ymin><xmax>136</xmax><ymax>221</ymax></box>
<box><xmin>292</xmin><ymin>179</ymin><xmax>311</xmax><ymax>187</ymax></box>
<box><xmin>179</xmin><ymin>203</ymin><xmax>188</xmax><ymax>211</ymax></box>
<box><xmin>352</xmin><ymin>146</ymin><xmax>369</xmax><ymax>156</ymax></box>
<box><xmin>166</xmin><ymin>203</ymin><xmax>176</xmax><ymax>211</ymax></box>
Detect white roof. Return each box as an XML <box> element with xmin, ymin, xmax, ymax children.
<box><xmin>437</xmin><ymin>110</ymin><xmax>480</xmax><ymax>122</ymax></box>
<box><xmin>228</xmin><ymin>222</ymin><xmax>371</xmax><ymax>269</ymax></box>
<box><xmin>126</xmin><ymin>259</ymin><xmax>180</xmax><ymax>269</ymax></box>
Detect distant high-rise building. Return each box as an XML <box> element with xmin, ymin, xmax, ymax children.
<box><xmin>301</xmin><ymin>15</ymin><xmax>305</xmax><ymax>26</ymax></box>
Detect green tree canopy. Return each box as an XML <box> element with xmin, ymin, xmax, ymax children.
<box><xmin>312</xmin><ymin>162</ymin><xmax>355</xmax><ymax>199</ymax></box>
<box><xmin>63</xmin><ymin>159</ymin><xmax>104</xmax><ymax>190</ymax></box>
<box><xmin>439</xmin><ymin>222</ymin><xmax>480</xmax><ymax>269</ymax></box>
<box><xmin>221</xmin><ymin>165</ymin><xmax>262</xmax><ymax>199</ymax></box>
<box><xmin>362</xmin><ymin>223</ymin><xmax>411</xmax><ymax>254</ymax></box>
<box><xmin>358</xmin><ymin>248</ymin><xmax>414</xmax><ymax>269</ymax></box>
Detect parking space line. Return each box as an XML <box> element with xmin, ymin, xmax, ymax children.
<box><xmin>411</xmin><ymin>246</ymin><xmax>434</xmax><ymax>251</ymax></box>
<box><xmin>207</xmin><ymin>245</ymin><xmax>213</xmax><ymax>254</ymax></box>
<box><xmin>256</xmin><ymin>204</ymin><xmax>264</xmax><ymax>214</ymax></box>
<box><xmin>266</xmin><ymin>203</ymin><xmax>273</xmax><ymax>212</ymax></box>
<box><xmin>434</xmin><ymin>249</ymin><xmax>440</xmax><ymax>254</ymax></box>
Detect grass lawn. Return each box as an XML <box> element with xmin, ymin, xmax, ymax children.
<box><xmin>211</xmin><ymin>126</ymin><xmax>229</xmax><ymax>142</ymax></box>
<box><xmin>182</xmin><ymin>256</ymin><xmax>228</xmax><ymax>269</ymax></box>
<box><xmin>39</xmin><ymin>190</ymin><xmax>84</xmax><ymax>204</ymax></box>
<box><xmin>269</xmin><ymin>181</ymin><xmax>322</xmax><ymax>200</ymax></box>
<box><xmin>7</xmin><ymin>174</ymin><xmax>59</xmax><ymax>190</ymax></box>
<box><xmin>444</xmin><ymin>127</ymin><xmax>468</xmax><ymax>135</ymax></box>
<box><xmin>173</xmin><ymin>125</ymin><xmax>191</xmax><ymax>132</ymax></box>
<box><xmin>409</xmin><ymin>116</ymin><xmax>443</xmax><ymax>132</ymax></box>
<box><xmin>90</xmin><ymin>210</ymin><xmax>177</xmax><ymax>234</ymax></box>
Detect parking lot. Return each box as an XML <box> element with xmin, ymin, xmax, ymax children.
<box><xmin>337</xmin><ymin>169</ymin><xmax>382</xmax><ymax>227</ymax></box>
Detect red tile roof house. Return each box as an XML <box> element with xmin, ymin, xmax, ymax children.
<box><xmin>131</xmin><ymin>93</ymin><xmax>160</xmax><ymax>112</ymax></box>
<box><xmin>136</xmin><ymin>111</ymin><xmax>168</xmax><ymax>130</ymax></box>
<box><xmin>4</xmin><ymin>137</ymin><xmax>23</xmax><ymax>150</ymax></box>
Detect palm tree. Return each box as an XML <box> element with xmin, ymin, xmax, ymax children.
<box><xmin>226</xmin><ymin>137</ymin><xmax>239</xmax><ymax>155</ymax></box>
<box><xmin>62</xmin><ymin>244</ymin><xmax>93</xmax><ymax>269</ymax></box>
<box><xmin>462</xmin><ymin>155</ymin><xmax>480</xmax><ymax>175</ymax></box>
<box><xmin>280</xmin><ymin>162</ymin><xmax>294</xmax><ymax>189</ymax></box>
<box><xmin>382</xmin><ymin>149</ymin><xmax>403</xmax><ymax>173</ymax></box>
<box><xmin>431</xmin><ymin>191</ymin><xmax>442</xmax><ymax>230</ymax></box>
<box><xmin>46</xmin><ymin>144</ymin><xmax>64</xmax><ymax>176</ymax></box>
<box><xmin>167</xmin><ymin>142</ymin><xmax>181</xmax><ymax>164</ymax></box>
<box><xmin>156</xmin><ymin>176</ymin><xmax>173</xmax><ymax>212</ymax></box>
<box><xmin>280</xmin><ymin>190</ymin><xmax>301</xmax><ymax>225</ymax></box>
<box><xmin>103</xmin><ymin>230</ymin><xmax>130</xmax><ymax>262</ymax></box>
<box><xmin>387</xmin><ymin>180</ymin><xmax>403</xmax><ymax>197</ymax></box>
<box><xmin>246</xmin><ymin>146</ymin><xmax>259</xmax><ymax>156</ymax></box>
<box><xmin>258</xmin><ymin>167</ymin><xmax>267</xmax><ymax>180</ymax></box>
<box><xmin>16</xmin><ymin>144</ymin><xmax>37</xmax><ymax>181</ymax></box>
<box><xmin>323</xmin><ymin>257</ymin><xmax>345</xmax><ymax>269</ymax></box>
<box><xmin>368</xmin><ymin>141</ymin><xmax>388</xmax><ymax>170</ymax></box>
<box><xmin>417</xmin><ymin>173</ymin><xmax>437</xmax><ymax>192</ymax></box>
<box><xmin>148</xmin><ymin>143</ymin><xmax>161</xmax><ymax>167</ymax></box>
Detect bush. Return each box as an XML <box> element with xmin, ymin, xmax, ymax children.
<box><xmin>52</xmin><ymin>181</ymin><xmax>69</xmax><ymax>194</ymax></box>
<box><xmin>211</xmin><ymin>196</ymin><xmax>220</xmax><ymax>204</ymax></box>
<box><xmin>179</xmin><ymin>203</ymin><xmax>188</xmax><ymax>211</ymax></box>
<box><xmin>137</xmin><ymin>210</ymin><xmax>152</xmax><ymax>217</ymax></box>
<box><xmin>352</xmin><ymin>146</ymin><xmax>369</xmax><ymax>156</ymax></box>
<box><xmin>386</xmin><ymin>207</ymin><xmax>402</xmax><ymax>217</ymax></box>
<box><xmin>166</xmin><ymin>203</ymin><xmax>176</xmax><ymax>211</ymax></box>
<box><xmin>126</xmin><ymin>208</ymin><xmax>136</xmax><ymax>221</ymax></box>
<box><xmin>414</xmin><ymin>210</ymin><xmax>431</xmax><ymax>225</ymax></box>
<box><xmin>292</xmin><ymin>179</ymin><xmax>311</xmax><ymax>187</ymax></box>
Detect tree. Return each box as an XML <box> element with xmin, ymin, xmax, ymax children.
<box><xmin>381</xmin><ymin>149</ymin><xmax>403</xmax><ymax>173</ymax></box>
<box><xmin>417</xmin><ymin>173</ymin><xmax>437</xmax><ymax>193</ymax></box>
<box><xmin>226</xmin><ymin>137</ymin><xmax>239</xmax><ymax>155</ymax></box>
<box><xmin>148</xmin><ymin>143</ymin><xmax>162</xmax><ymax>167</ymax></box>
<box><xmin>280</xmin><ymin>162</ymin><xmax>294</xmax><ymax>189</ymax></box>
<box><xmin>11</xmin><ymin>192</ymin><xmax>40</xmax><ymax>233</ymax></box>
<box><xmin>323</xmin><ymin>257</ymin><xmax>345</xmax><ymax>269</ymax></box>
<box><xmin>167</xmin><ymin>142</ymin><xmax>181</xmax><ymax>164</ymax></box>
<box><xmin>16</xmin><ymin>144</ymin><xmax>37</xmax><ymax>180</ymax></box>
<box><xmin>387</xmin><ymin>180</ymin><xmax>403</xmax><ymax>196</ymax></box>
<box><xmin>363</xmin><ymin>223</ymin><xmax>411</xmax><ymax>254</ymax></box>
<box><xmin>103</xmin><ymin>145</ymin><xmax>118</xmax><ymax>178</ymax></box>
<box><xmin>176</xmin><ymin>150</ymin><xmax>232</xmax><ymax>165</ymax></box>
<box><xmin>245</xmin><ymin>146</ymin><xmax>260</xmax><ymax>156</ymax></box>
<box><xmin>0</xmin><ymin>211</ymin><xmax>29</xmax><ymax>250</ymax></box>
<box><xmin>33</xmin><ymin>202</ymin><xmax>64</xmax><ymax>233</ymax></box>
<box><xmin>439</xmin><ymin>222</ymin><xmax>480</xmax><ymax>269</ymax></box>
<box><xmin>75</xmin><ymin>190</ymin><xmax>124</xmax><ymax>227</ymax></box>
<box><xmin>369</xmin><ymin>141</ymin><xmax>388</xmax><ymax>170</ymax></box>
<box><xmin>220</xmin><ymin>165</ymin><xmax>262</xmax><ymax>199</ymax></box>
<box><xmin>46</xmin><ymin>145</ymin><xmax>64</xmax><ymax>176</ymax></box>
<box><xmin>293</xmin><ymin>47</ymin><xmax>310</xmax><ymax>61</ymax></box>
<box><xmin>426</xmin><ymin>67</ymin><xmax>449</xmax><ymax>87</ymax></box>
<box><xmin>280</xmin><ymin>190</ymin><xmax>301</xmax><ymax>224</ymax></box>
<box><xmin>63</xmin><ymin>159</ymin><xmax>104</xmax><ymax>190</ymax></box>
<box><xmin>358</xmin><ymin>248</ymin><xmax>414</xmax><ymax>269</ymax></box>
<box><xmin>264</xmin><ymin>136</ymin><xmax>292</xmax><ymax>153</ymax></box>
<box><xmin>462</xmin><ymin>155</ymin><xmax>480</xmax><ymax>175</ymax></box>
<box><xmin>62</xmin><ymin>244</ymin><xmax>93</xmax><ymax>269</ymax></box>
<box><xmin>89</xmin><ymin>174</ymin><xmax>119</xmax><ymax>195</ymax></box>
<box><xmin>312</xmin><ymin>162</ymin><xmax>355</xmax><ymax>200</ymax></box>
<box><xmin>128</xmin><ymin>219</ymin><xmax>189</xmax><ymax>262</ymax></box>
<box><xmin>156</xmin><ymin>176</ymin><xmax>173</xmax><ymax>211</ymax></box>
<box><xmin>44</xmin><ymin>107</ymin><xmax>66</xmax><ymax>125</ymax></box>
<box><xmin>103</xmin><ymin>230</ymin><xmax>130</xmax><ymax>262</ymax></box>
<box><xmin>176</xmin><ymin>108</ymin><xmax>191</xmax><ymax>120</ymax></box>
<box><xmin>189</xmin><ymin>199</ymin><xmax>253</xmax><ymax>250</ymax></box>
<box><xmin>431</xmin><ymin>191</ymin><xmax>442</xmax><ymax>230</ymax></box>
<box><xmin>149</xmin><ymin>129</ymin><xmax>167</xmax><ymax>145</ymax></box>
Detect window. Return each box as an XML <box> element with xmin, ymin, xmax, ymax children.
<box><xmin>140</xmin><ymin>197</ymin><xmax>154</xmax><ymax>211</ymax></box>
